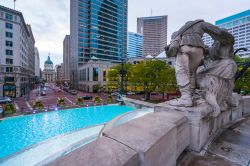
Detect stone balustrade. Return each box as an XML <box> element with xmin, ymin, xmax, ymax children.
<box><xmin>49</xmin><ymin>94</ymin><xmax>246</xmax><ymax>166</ymax></box>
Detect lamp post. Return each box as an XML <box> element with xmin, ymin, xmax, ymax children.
<box><xmin>119</xmin><ymin>57</ymin><xmax>126</xmax><ymax>95</ymax></box>
<box><xmin>234</xmin><ymin>48</ymin><xmax>248</xmax><ymax>56</ymax></box>
<box><xmin>234</xmin><ymin>47</ymin><xmax>249</xmax><ymax>81</ymax></box>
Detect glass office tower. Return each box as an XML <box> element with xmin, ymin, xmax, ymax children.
<box><xmin>70</xmin><ymin>0</ymin><xmax>128</xmax><ymax>87</ymax></box>
<box><xmin>203</xmin><ymin>9</ymin><xmax>250</xmax><ymax>58</ymax></box>
<box><xmin>127</xmin><ymin>32</ymin><xmax>143</xmax><ymax>58</ymax></box>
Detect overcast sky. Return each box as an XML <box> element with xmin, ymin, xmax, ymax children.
<box><xmin>1</xmin><ymin>0</ymin><xmax>250</xmax><ymax>68</ymax></box>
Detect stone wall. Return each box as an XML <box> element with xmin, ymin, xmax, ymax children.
<box><xmin>243</xmin><ymin>96</ymin><xmax>250</xmax><ymax>115</ymax></box>
<box><xmin>49</xmin><ymin>112</ymin><xmax>190</xmax><ymax>166</ymax></box>
<box><xmin>49</xmin><ymin>94</ymin><xmax>244</xmax><ymax>166</ymax></box>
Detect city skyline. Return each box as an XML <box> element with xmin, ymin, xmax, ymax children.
<box><xmin>1</xmin><ymin>0</ymin><xmax>250</xmax><ymax>67</ymax></box>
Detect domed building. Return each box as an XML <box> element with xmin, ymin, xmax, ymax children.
<box><xmin>42</xmin><ymin>55</ymin><xmax>56</xmax><ymax>82</ymax></box>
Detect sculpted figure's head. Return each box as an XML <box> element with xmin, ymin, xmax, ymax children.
<box><xmin>209</xmin><ymin>41</ymin><xmax>234</xmax><ymax>60</ymax></box>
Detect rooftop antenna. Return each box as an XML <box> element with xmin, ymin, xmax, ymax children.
<box><xmin>14</xmin><ymin>0</ymin><xmax>16</xmax><ymax>10</ymax></box>
<box><xmin>151</xmin><ymin>9</ymin><xmax>153</xmax><ymax>16</ymax></box>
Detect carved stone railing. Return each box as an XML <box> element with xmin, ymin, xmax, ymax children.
<box><xmin>48</xmin><ymin>93</ymin><xmax>244</xmax><ymax>166</ymax></box>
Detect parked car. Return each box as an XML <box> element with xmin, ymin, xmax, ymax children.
<box><xmin>0</xmin><ymin>97</ymin><xmax>12</xmax><ymax>104</ymax></box>
<box><xmin>69</xmin><ymin>90</ymin><xmax>78</xmax><ymax>95</ymax></box>
<box><xmin>127</xmin><ymin>91</ymin><xmax>136</xmax><ymax>95</ymax></box>
<box><xmin>82</xmin><ymin>96</ymin><xmax>93</xmax><ymax>100</ymax></box>
<box><xmin>41</xmin><ymin>90</ymin><xmax>46</xmax><ymax>96</ymax></box>
<box><xmin>63</xmin><ymin>87</ymin><xmax>70</xmax><ymax>92</ymax></box>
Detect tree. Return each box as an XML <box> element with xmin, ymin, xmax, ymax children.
<box><xmin>131</xmin><ymin>60</ymin><xmax>174</xmax><ymax>101</ymax></box>
<box><xmin>107</xmin><ymin>60</ymin><xmax>178</xmax><ymax>101</ymax></box>
<box><xmin>157</xmin><ymin>65</ymin><xmax>177</xmax><ymax>100</ymax></box>
<box><xmin>234</xmin><ymin>55</ymin><xmax>250</xmax><ymax>94</ymax></box>
<box><xmin>107</xmin><ymin>64</ymin><xmax>132</xmax><ymax>93</ymax></box>
<box><xmin>93</xmin><ymin>84</ymin><xmax>102</xmax><ymax>93</ymax></box>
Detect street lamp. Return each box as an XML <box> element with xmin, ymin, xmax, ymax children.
<box><xmin>234</xmin><ymin>48</ymin><xmax>248</xmax><ymax>56</ymax></box>
<box><xmin>234</xmin><ymin>47</ymin><xmax>249</xmax><ymax>81</ymax></box>
<box><xmin>119</xmin><ymin>57</ymin><xmax>126</xmax><ymax>95</ymax></box>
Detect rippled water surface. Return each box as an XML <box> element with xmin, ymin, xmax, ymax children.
<box><xmin>0</xmin><ymin>105</ymin><xmax>135</xmax><ymax>159</ymax></box>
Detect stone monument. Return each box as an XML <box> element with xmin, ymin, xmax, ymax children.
<box><xmin>165</xmin><ymin>19</ymin><xmax>237</xmax><ymax>117</ymax></box>
<box><xmin>156</xmin><ymin>19</ymin><xmax>242</xmax><ymax>152</ymax></box>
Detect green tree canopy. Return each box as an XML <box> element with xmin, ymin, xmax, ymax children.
<box><xmin>107</xmin><ymin>60</ymin><xmax>177</xmax><ymax>101</ymax></box>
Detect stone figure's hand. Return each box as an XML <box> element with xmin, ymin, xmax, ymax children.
<box><xmin>165</xmin><ymin>45</ymin><xmax>170</xmax><ymax>57</ymax></box>
<box><xmin>167</xmin><ymin>40</ymin><xmax>180</xmax><ymax>57</ymax></box>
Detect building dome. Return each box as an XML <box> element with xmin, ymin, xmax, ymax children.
<box><xmin>45</xmin><ymin>56</ymin><xmax>53</xmax><ymax>65</ymax></box>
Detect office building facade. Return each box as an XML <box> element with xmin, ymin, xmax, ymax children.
<box><xmin>63</xmin><ymin>35</ymin><xmax>70</xmax><ymax>80</ymax></box>
<box><xmin>0</xmin><ymin>5</ymin><xmax>35</xmax><ymax>97</ymax></box>
<box><xmin>56</xmin><ymin>64</ymin><xmax>63</xmax><ymax>81</ymax></box>
<box><xmin>70</xmin><ymin>0</ymin><xmax>128</xmax><ymax>88</ymax></box>
<box><xmin>137</xmin><ymin>15</ymin><xmax>168</xmax><ymax>56</ymax></box>
<box><xmin>35</xmin><ymin>47</ymin><xmax>40</xmax><ymax>78</ymax></box>
<box><xmin>203</xmin><ymin>9</ymin><xmax>250</xmax><ymax>58</ymax></box>
<box><xmin>127</xmin><ymin>32</ymin><xmax>143</xmax><ymax>58</ymax></box>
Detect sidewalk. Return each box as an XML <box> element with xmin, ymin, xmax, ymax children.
<box><xmin>178</xmin><ymin>115</ymin><xmax>250</xmax><ymax>166</ymax></box>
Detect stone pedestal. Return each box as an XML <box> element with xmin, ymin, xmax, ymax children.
<box><xmin>155</xmin><ymin>94</ymin><xmax>243</xmax><ymax>152</ymax></box>
<box><xmin>242</xmin><ymin>96</ymin><xmax>250</xmax><ymax>115</ymax></box>
<box><xmin>155</xmin><ymin>103</ymin><xmax>213</xmax><ymax>152</ymax></box>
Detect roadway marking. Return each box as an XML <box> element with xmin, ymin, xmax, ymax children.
<box><xmin>14</xmin><ymin>102</ymin><xmax>20</xmax><ymax>112</ymax></box>
<box><xmin>26</xmin><ymin>101</ymin><xmax>33</xmax><ymax>111</ymax></box>
<box><xmin>65</xmin><ymin>97</ymin><xmax>75</xmax><ymax>105</ymax></box>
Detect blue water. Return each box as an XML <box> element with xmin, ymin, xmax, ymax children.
<box><xmin>0</xmin><ymin>105</ymin><xmax>135</xmax><ymax>159</ymax></box>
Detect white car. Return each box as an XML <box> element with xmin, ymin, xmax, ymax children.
<box><xmin>0</xmin><ymin>97</ymin><xmax>11</xmax><ymax>104</ymax></box>
<box><xmin>127</xmin><ymin>92</ymin><xmax>136</xmax><ymax>95</ymax></box>
<box><xmin>41</xmin><ymin>90</ymin><xmax>46</xmax><ymax>96</ymax></box>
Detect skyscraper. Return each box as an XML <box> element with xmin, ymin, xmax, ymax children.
<box><xmin>35</xmin><ymin>47</ymin><xmax>40</xmax><ymax>78</ymax></box>
<box><xmin>127</xmin><ymin>32</ymin><xmax>143</xmax><ymax>58</ymax></box>
<box><xmin>137</xmin><ymin>15</ymin><xmax>168</xmax><ymax>56</ymax></box>
<box><xmin>70</xmin><ymin>0</ymin><xmax>128</xmax><ymax>88</ymax></box>
<box><xmin>203</xmin><ymin>9</ymin><xmax>250</xmax><ymax>58</ymax></box>
<box><xmin>0</xmin><ymin>5</ymin><xmax>35</xmax><ymax>97</ymax></box>
<box><xmin>63</xmin><ymin>35</ymin><xmax>70</xmax><ymax>80</ymax></box>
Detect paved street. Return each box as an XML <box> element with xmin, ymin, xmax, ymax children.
<box><xmin>13</xmin><ymin>83</ymin><xmax>110</xmax><ymax>114</ymax></box>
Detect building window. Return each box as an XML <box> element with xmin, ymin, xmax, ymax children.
<box><xmin>93</xmin><ymin>67</ymin><xmax>99</xmax><ymax>81</ymax></box>
<box><xmin>6</xmin><ymin>58</ymin><xmax>13</xmax><ymax>64</ymax></box>
<box><xmin>5</xmin><ymin>23</ymin><xmax>13</xmax><ymax>29</ymax></box>
<box><xmin>6</xmin><ymin>41</ymin><xmax>13</xmax><ymax>47</ymax></box>
<box><xmin>83</xmin><ymin>69</ymin><xmax>86</xmax><ymax>81</ymax></box>
<box><xmin>103</xmin><ymin>69</ymin><xmax>106</xmax><ymax>81</ymax></box>
<box><xmin>6</xmin><ymin>49</ymin><xmax>13</xmax><ymax>56</ymax></box>
<box><xmin>5</xmin><ymin>13</ymin><xmax>13</xmax><ymax>20</ymax></box>
<box><xmin>6</xmin><ymin>32</ymin><xmax>13</xmax><ymax>38</ymax></box>
<box><xmin>6</xmin><ymin>67</ymin><xmax>13</xmax><ymax>72</ymax></box>
<box><xmin>87</xmin><ymin>68</ymin><xmax>89</xmax><ymax>81</ymax></box>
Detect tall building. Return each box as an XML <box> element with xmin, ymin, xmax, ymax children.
<box><xmin>56</xmin><ymin>64</ymin><xmax>63</xmax><ymax>81</ymax></box>
<box><xmin>203</xmin><ymin>9</ymin><xmax>250</xmax><ymax>58</ymax></box>
<box><xmin>63</xmin><ymin>35</ymin><xmax>70</xmax><ymax>80</ymax></box>
<box><xmin>35</xmin><ymin>47</ymin><xmax>40</xmax><ymax>78</ymax></box>
<box><xmin>70</xmin><ymin>0</ymin><xmax>128</xmax><ymax>88</ymax></box>
<box><xmin>137</xmin><ymin>15</ymin><xmax>168</xmax><ymax>56</ymax></box>
<box><xmin>0</xmin><ymin>5</ymin><xmax>36</xmax><ymax>98</ymax></box>
<box><xmin>127</xmin><ymin>32</ymin><xmax>143</xmax><ymax>58</ymax></box>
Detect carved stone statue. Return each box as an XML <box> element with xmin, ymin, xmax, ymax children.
<box><xmin>197</xmin><ymin>39</ymin><xmax>237</xmax><ymax>117</ymax></box>
<box><xmin>165</xmin><ymin>19</ymin><xmax>237</xmax><ymax>117</ymax></box>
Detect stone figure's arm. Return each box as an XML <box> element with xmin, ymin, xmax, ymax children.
<box><xmin>202</xmin><ymin>22</ymin><xmax>234</xmax><ymax>45</ymax></box>
<box><xmin>166</xmin><ymin>31</ymin><xmax>181</xmax><ymax>57</ymax></box>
